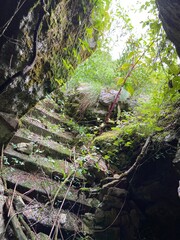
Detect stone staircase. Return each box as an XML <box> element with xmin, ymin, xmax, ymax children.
<box><xmin>3</xmin><ymin>97</ymin><xmax>99</xmax><ymax>239</ymax></box>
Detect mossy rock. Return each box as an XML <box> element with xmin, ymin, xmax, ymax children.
<box><xmin>93</xmin><ymin>129</ymin><xmax>142</xmax><ymax>171</ymax></box>
<box><xmin>93</xmin><ymin>130</ymin><xmax>121</xmax><ymax>147</ymax></box>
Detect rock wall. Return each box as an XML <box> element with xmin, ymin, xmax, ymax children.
<box><xmin>156</xmin><ymin>0</ymin><xmax>180</xmax><ymax>56</ymax></box>
<box><xmin>0</xmin><ymin>0</ymin><xmax>95</xmax><ymax>147</ymax></box>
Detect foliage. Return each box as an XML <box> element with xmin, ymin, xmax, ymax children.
<box><xmin>66</xmin><ymin>49</ymin><xmax>116</xmax><ymax>90</ymax></box>
<box><xmin>91</xmin><ymin>0</ymin><xmax>111</xmax><ymax>38</ymax></box>
<box><xmin>64</xmin><ymin>49</ymin><xmax>118</xmax><ymax>115</ymax></box>
<box><xmin>111</xmin><ymin>0</ymin><xmax>179</xmax><ymax>132</ymax></box>
<box><xmin>66</xmin><ymin>119</ymin><xmax>88</xmax><ymax>136</ymax></box>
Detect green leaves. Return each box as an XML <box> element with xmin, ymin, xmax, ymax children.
<box><xmin>127</xmin><ymin>51</ymin><xmax>135</xmax><ymax>59</ymax></box>
<box><xmin>116</xmin><ymin>77</ymin><xmax>124</xmax><ymax>86</ymax></box>
<box><xmin>172</xmin><ymin>76</ymin><xmax>180</xmax><ymax>87</ymax></box>
<box><xmin>168</xmin><ymin>64</ymin><xmax>179</xmax><ymax>75</ymax></box>
<box><xmin>125</xmin><ymin>84</ymin><xmax>134</xmax><ymax>95</ymax></box>
<box><xmin>68</xmin><ymin>49</ymin><xmax>116</xmax><ymax>89</ymax></box>
<box><xmin>120</xmin><ymin>63</ymin><xmax>131</xmax><ymax>70</ymax></box>
<box><xmin>150</xmin><ymin>21</ymin><xmax>161</xmax><ymax>33</ymax></box>
<box><xmin>55</xmin><ymin>78</ymin><xmax>64</xmax><ymax>86</ymax></box>
<box><xmin>91</xmin><ymin>0</ymin><xmax>111</xmax><ymax>36</ymax></box>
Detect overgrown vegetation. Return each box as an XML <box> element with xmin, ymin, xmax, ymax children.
<box><xmin>52</xmin><ymin>0</ymin><xmax>180</xmax><ymax>171</ymax></box>
<box><xmin>62</xmin><ymin>0</ymin><xmax>179</xmax><ymax>138</ymax></box>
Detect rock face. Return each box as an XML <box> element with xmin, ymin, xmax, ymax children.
<box><xmin>0</xmin><ymin>0</ymin><xmax>95</xmax><ymax>147</ymax></box>
<box><xmin>173</xmin><ymin>138</ymin><xmax>180</xmax><ymax>174</ymax></box>
<box><xmin>156</xmin><ymin>0</ymin><xmax>180</xmax><ymax>56</ymax></box>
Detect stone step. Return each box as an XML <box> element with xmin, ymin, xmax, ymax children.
<box><xmin>37</xmin><ymin>97</ymin><xmax>60</xmax><ymax>112</ymax></box>
<box><xmin>31</xmin><ymin>104</ymin><xmax>70</xmax><ymax>126</ymax></box>
<box><xmin>21</xmin><ymin>116</ymin><xmax>74</xmax><ymax>144</ymax></box>
<box><xmin>11</xmin><ymin>130</ymin><xmax>71</xmax><ymax>159</ymax></box>
<box><xmin>22</xmin><ymin>201</ymin><xmax>91</xmax><ymax>238</ymax></box>
<box><xmin>4</xmin><ymin>145</ymin><xmax>84</xmax><ymax>180</ymax></box>
<box><xmin>4</xmin><ymin>167</ymin><xmax>93</xmax><ymax>213</ymax></box>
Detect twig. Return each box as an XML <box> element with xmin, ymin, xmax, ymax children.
<box><xmin>14</xmin><ymin>196</ymin><xmax>36</xmax><ymax>240</ymax></box>
<box><xmin>18</xmin><ymin>214</ymin><xmax>36</xmax><ymax>240</ymax></box>
<box><xmin>0</xmin><ymin>0</ymin><xmax>27</xmax><ymax>38</ymax></box>
<box><xmin>4</xmin><ymin>188</ymin><xmax>33</xmax><ymax>204</ymax></box>
<box><xmin>45</xmin><ymin>170</ymin><xmax>75</xmax><ymax>209</ymax></box>
<box><xmin>49</xmin><ymin>173</ymin><xmax>76</xmax><ymax>238</ymax></box>
<box><xmin>0</xmin><ymin>145</ymin><xmax>4</xmax><ymax>171</ymax></box>
<box><xmin>7</xmin><ymin>181</ymin><xmax>18</xmax><ymax>217</ymax></box>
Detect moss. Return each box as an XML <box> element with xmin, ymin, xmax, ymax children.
<box><xmin>93</xmin><ymin>130</ymin><xmax>121</xmax><ymax>145</ymax></box>
<box><xmin>92</xmin><ymin>128</ymin><xmax>144</xmax><ymax>171</ymax></box>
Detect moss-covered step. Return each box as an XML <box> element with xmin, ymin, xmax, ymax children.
<box><xmin>36</xmin><ymin>97</ymin><xmax>60</xmax><ymax>113</ymax></box>
<box><xmin>31</xmin><ymin>104</ymin><xmax>70</xmax><ymax>126</ymax></box>
<box><xmin>4</xmin><ymin>145</ymin><xmax>83</xmax><ymax>180</ymax></box>
<box><xmin>21</xmin><ymin>201</ymin><xmax>92</xmax><ymax>237</ymax></box>
<box><xmin>11</xmin><ymin>130</ymin><xmax>71</xmax><ymax>159</ymax></box>
<box><xmin>3</xmin><ymin>167</ymin><xmax>93</xmax><ymax>213</ymax></box>
<box><xmin>21</xmin><ymin>116</ymin><xmax>73</xmax><ymax>144</ymax></box>
<box><xmin>93</xmin><ymin>130</ymin><xmax>121</xmax><ymax>147</ymax></box>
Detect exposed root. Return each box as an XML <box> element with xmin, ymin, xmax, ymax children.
<box><xmin>102</xmin><ymin>135</ymin><xmax>152</xmax><ymax>189</ymax></box>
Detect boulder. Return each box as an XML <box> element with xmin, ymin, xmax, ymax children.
<box><xmin>64</xmin><ymin>83</ymin><xmax>131</xmax><ymax>122</ymax></box>
<box><xmin>79</xmin><ymin>154</ymin><xmax>109</xmax><ymax>184</ymax></box>
<box><xmin>107</xmin><ymin>187</ymin><xmax>128</xmax><ymax>198</ymax></box>
<box><xmin>99</xmin><ymin>88</ymin><xmax>130</xmax><ymax>107</ymax></box>
<box><xmin>16</xmin><ymin>142</ymin><xmax>34</xmax><ymax>155</ymax></box>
